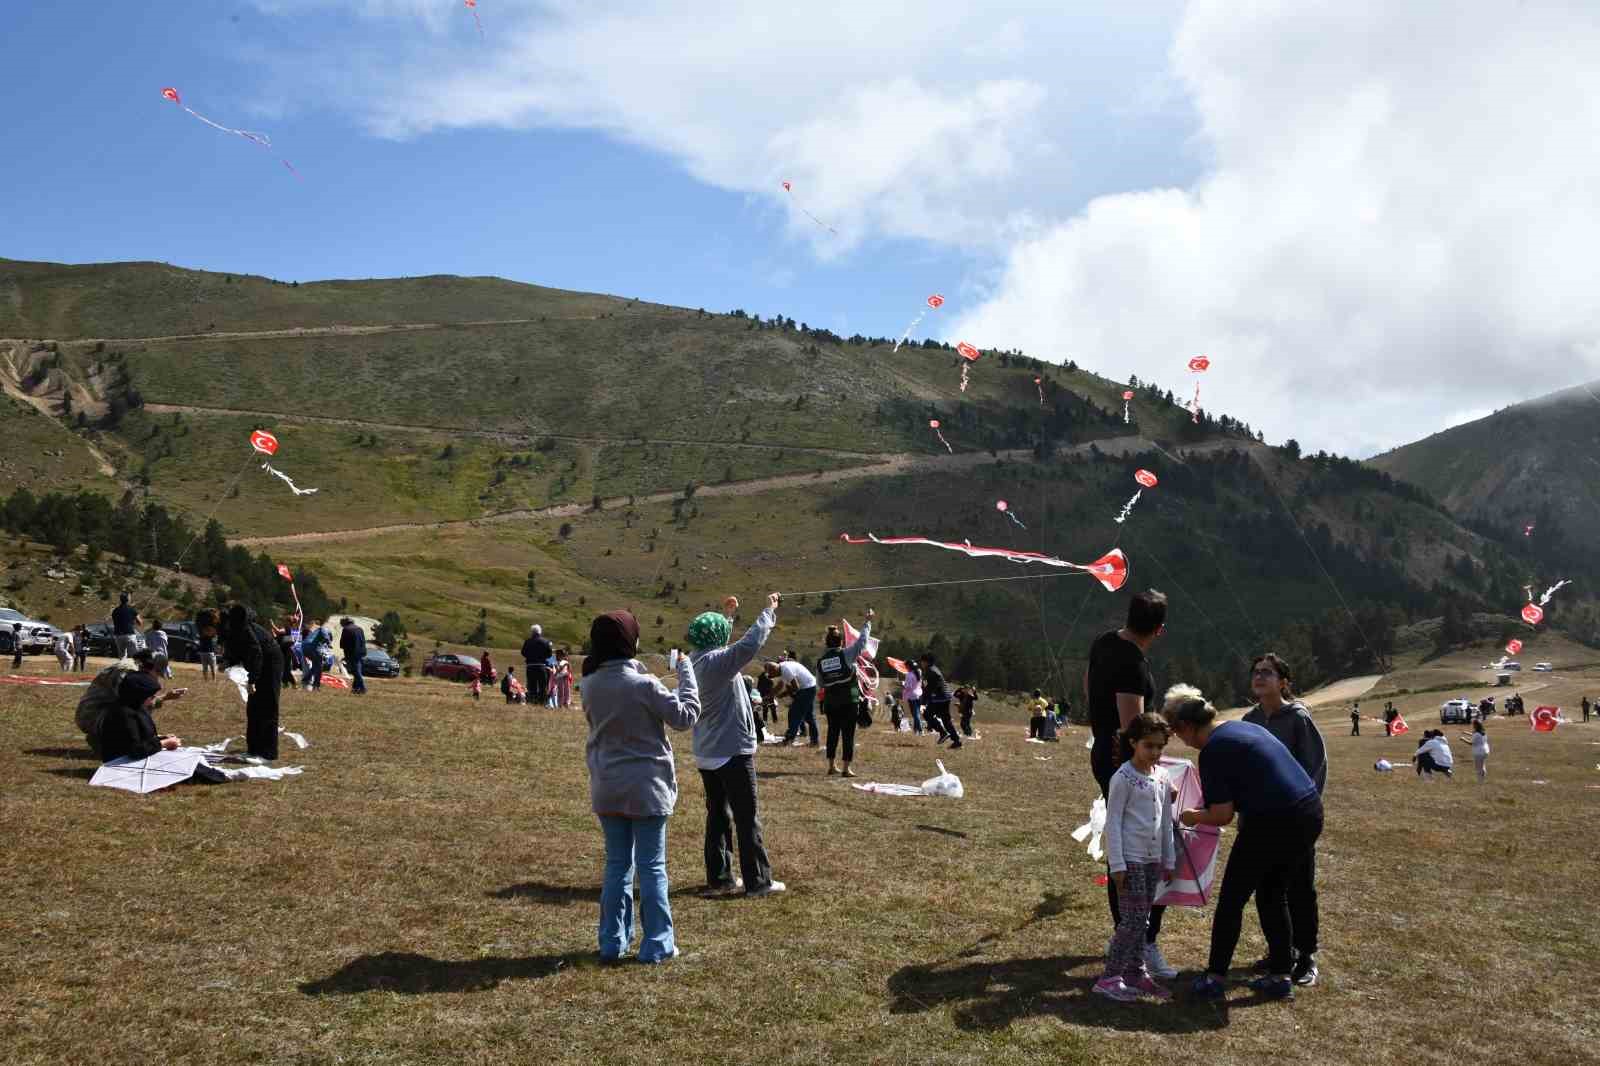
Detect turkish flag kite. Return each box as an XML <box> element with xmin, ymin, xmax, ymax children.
<box><xmin>840</xmin><ymin>618</ymin><xmax>880</xmax><ymax>702</ymax></box>
<box><xmin>1506</xmin><ymin>639</ymin><xmax>1523</xmax><ymax>656</ymax></box>
<box><xmin>249</xmin><ymin>429</ymin><xmax>279</xmax><ymax>456</ymax></box>
<box><xmin>956</xmin><ymin>341</ymin><xmax>981</xmax><ymax>361</ymax></box>
<box><xmin>1390</xmin><ymin>713</ymin><xmax>1410</xmax><ymax>735</ymax></box>
<box><xmin>1531</xmin><ymin>706</ymin><xmax>1559</xmax><ymax>732</ymax></box>
<box><xmin>1522</xmin><ymin>603</ymin><xmax>1544</xmax><ymax>625</ymax></box>
<box><xmin>276</xmin><ymin>564</ymin><xmax>293</xmax><ymax>582</ymax></box>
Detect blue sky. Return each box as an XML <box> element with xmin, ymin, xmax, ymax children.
<box><xmin>0</xmin><ymin>2</ymin><xmax>1192</xmax><ymax>341</ymax></box>
<box><xmin>5</xmin><ymin>2</ymin><xmax>1599</xmax><ymax>457</ymax></box>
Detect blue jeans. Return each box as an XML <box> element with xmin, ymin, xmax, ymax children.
<box><xmin>907</xmin><ymin>697</ymin><xmax>923</xmax><ymax>734</ymax></box>
<box><xmin>783</xmin><ymin>687</ymin><xmax>819</xmax><ymax>743</ymax></box>
<box><xmin>347</xmin><ymin>656</ymin><xmax>366</xmax><ymax>694</ymax></box>
<box><xmin>598</xmin><ymin>815</ymin><xmax>675</xmax><ymax>962</ymax></box>
<box><xmin>303</xmin><ymin>650</ymin><xmax>322</xmax><ymax>689</ymax></box>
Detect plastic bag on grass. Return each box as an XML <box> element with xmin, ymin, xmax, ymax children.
<box><xmin>920</xmin><ymin>759</ymin><xmax>964</xmax><ymax>799</ymax></box>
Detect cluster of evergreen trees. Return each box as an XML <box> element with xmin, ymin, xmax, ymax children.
<box><xmin>0</xmin><ymin>487</ymin><xmax>334</xmax><ymax>622</ymax></box>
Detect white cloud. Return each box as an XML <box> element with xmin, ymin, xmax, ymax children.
<box><xmin>949</xmin><ymin>1</ymin><xmax>1600</xmax><ymax>456</ymax></box>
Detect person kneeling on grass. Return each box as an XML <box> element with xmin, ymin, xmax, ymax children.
<box><xmin>687</xmin><ymin>594</ymin><xmax>786</xmax><ymax>897</ymax></box>
<box><xmin>97</xmin><ymin>650</ymin><xmax>189</xmax><ymax>761</ymax></box>
<box><xmin>501</xmin><ymin>665</ymin><xmax>526</xmax><ymax>704</ymax></box>
<box><xmin>1413</xmin><ymin>730</ymin><xmax>1454</xmax><ymax>780</ymax></box>
<box><xmin>1167</xmin><ymin>691</ymin><xmax>1323</xmax><ymax>1003</ymax></box>
<box><xmin>581</xmin><ymin>610</ymin><xmax>700</xmax><ymax>963</ymax></box>
<box><xmin>1095</xmin><ymin>712</ymin><xmax>1178</xmax><ymax>1002</ymax></box>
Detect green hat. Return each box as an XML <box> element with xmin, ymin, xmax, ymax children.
<box><xmin>687</xmin><ymin>611</ymin><xmax>732</xmax><ymax>650</ymax></box>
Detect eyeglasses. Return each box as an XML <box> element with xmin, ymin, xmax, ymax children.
<box><xmin>1251</xmin><ymin>668</ymin><xmax>1278</xmax><ymax>677</ymax></box>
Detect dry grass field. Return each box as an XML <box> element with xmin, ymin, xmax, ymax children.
<box><xmin>3</xmin><ymin>647</ymin><xmax>1598</xmax><ymax>1066</ymax></box>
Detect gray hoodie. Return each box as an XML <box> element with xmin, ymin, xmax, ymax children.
<box><xmin>1241</xmin><ymin>698</ymin><xmax>1327</xmax><ymax>794</ymax></box>
<box><xmin>582</xmin><ymin>655</ymin><xmax>700</xmax><ymax>818</ymax></box>
<box><xmin>690</xmin><ymin>607</ymin><xmax>775</xmax><ymax>768</ymax></box>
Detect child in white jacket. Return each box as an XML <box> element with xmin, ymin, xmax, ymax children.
<box><xmin>1095</xmin><ymin>712</ymin><xmax>1178</xmax><ymax>1002</ymax></box>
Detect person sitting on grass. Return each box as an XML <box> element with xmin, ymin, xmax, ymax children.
<box><xmin>97</xmin><ymin>650</ymin><xmax>188</xmax><ymax>762</ymax></box>
<box><xmin>501</xmin><ymin>665</ymin><xmax>526</xmax><ymax>704</ymax></box>
<box><xmin>580</xmin><ymin>610</ymin><xmax>700</xmax><ymax>964</ymax></box>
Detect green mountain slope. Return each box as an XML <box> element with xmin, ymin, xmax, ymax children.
<box><xmin>0</xmin><ymin>258</ymin><xmax>1566</xmax><ymax>704</ymax></box>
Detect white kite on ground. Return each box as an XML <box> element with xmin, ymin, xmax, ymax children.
<box><xmin>1071</xmin><ymin>796</ymin><xmax>1107</xmax><ymax>860</ymax></box>
<box><xmin>851</xmin><ymin>760</ymin><xmax>964</xmax><ymax>798</ymax></box>
<box><xmin>89</xmin><ymin>746</ymin><xmax>305</xmax><ymax>794</ymax></box>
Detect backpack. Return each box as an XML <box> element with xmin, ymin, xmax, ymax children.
<box><xmin>76</xmin><ymin>663</ymin><xmax>133</xmax><ymax>755</ymax></box>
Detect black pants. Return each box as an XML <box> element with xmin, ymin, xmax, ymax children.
<box><xmin>1207</xmin><ymin>798</ymin><xmax>1323</xmax><ymax>976</ymax></box>
<box><xmin>280</xmin><ymin>646</ymin><xmax>296</xmax><ymax>688</ymax></box>
<box><xmin>1093</xmin><ymin>742</ymin><xmax>1165</xmax><ymax>944</ymax></box>
<box><xmin>1415</xmin><ymin>753</ymin><xmax>1451</xmax><ymax>777</ymax></box>
<box><xmin>1256</xmin><ymin>836</ymin><xmax>1319</xmax><ymax>960</ymax></box>
<box><xmin>699</xmin><ymin>755</ymin><xmax>772</xmax><ymax>892</ymax></box>
<box><xmin>525</xmin><ymin>664</ymin><xmax>551</xmax><ymax>704</ymax></box>
<box><xmin>959</xmin><ymin>707</ymin><xmax>974</xmax><ymax>736</ymax></box>
<box><xmin>246</xmin><ymin>647</ymin><xmax>284</xmax><ymax>759</ymax></box>
<box><xmin>1351</xmin><ymin>721</ymin><xmax>1360</xmax><ymax>735</ymax></box>
<box><xmin>824</xmin><ymin>706</ymin><xmax>858</xmax><ymax>763</ymax></box>
<box><xmin>926</xmin><ymin>700</ymin><xmax>960</xmax><ymax>744</ymax></box>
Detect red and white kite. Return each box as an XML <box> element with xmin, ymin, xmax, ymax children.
<box><xmin>1188</xmin><ymin>355</ymin><xmax>1211</xmax><ymax>372</ymax></box>
<box><xmin>1122</xmin><ymin>389</ymin><xmax>1134</xmax><ymax>423</ymax></box>
<box><xmin>955</xmin><ymin>341</ymin><xmax>981</xmax><ymax>392</ymax></box>
<box><xmin>1390</xmin><ymin>713</ymin><xmax>1410</xmax><ymax>736</ymax></box>
<box><xmin>1506</xmin><ymin>638</ymin><xmax>1523</xmax><ymax>655</ymax></box>
<box><xmin>839</xmin><ymin>617</ymin><xmax>880</xmax><ymax>704</ymax></box>
<box><xmin>1522</xmin><ymin>603</ymin><xmax>1544</xmax><ymax>626</ymax></box>
<box><xmin>275</xmin><ymin>563</ymin><xmax>302</xmax><ymax>613</ymax></box>
<box><xmin>780</xmin><ymin>180</ymin><xmax>836</xmax><ymax>234</ymax></box>
<box><xmin>929</xmin><ymin>418</ymin><xmax>951</xmax><ymax>453</ymax></box>
<box><xmin>996</xmin><ymin>500</ymin><xmax>1025</xmax><ymax>530</ymax></box>
<box><xmin>1134</xmin><ymin>469</ymin><xmax>1159</xmax><ymax>489</ymax></box>
<box><xmin>276</xmin><ymin>564</ymin><xmax>293</xmax><ymax>582</ymax></box>
<box><xmin>1186</xmin><ymin>355</ymin><xmax>1210</xmax><ymax>423</ymax></box>
<box><xmin>884</xmin><ymin>656</ymin><xmax>909</xmax><ymax>676</ymax></box>
<box><xmin>1115</xmin><ymin>470</ymin><xmax>1158</xmax><ymax>525</ymax></box>
<box><xmin>893</xmin><ymin>294</ymin><xmax>945</xmax><ymax>353</ymax></box>
<box><xmin>838</xmin><ymin>534</ymin><xmax>1129</xmax><ymax>592</ymax></box>
<box><xmin>161</xmin><ymin>87</ymin><xmax>297</xmax><ymax>175</ymax></box>
<box><xmin>464</xmin><ymin>0</ymin><xmax>483</xmax><ymax>38</ymax></box>
<box><xmin>250</xmin><ymin>429</ymin><xmax>279</xmax><ymax>456</ymax></box>
<box><xmin>1036</xmin><ymin>376</ymin><xmax>1046</xmax><ymax>408</ymax></box>
<box><xmin>1532</xmin><ymin>706</ymin><xmax>1560</xmax><ymax>733</ymax></box>
<box><xmin>1153</xmin><ymin>756</ymin><xmax>1222</xmax><ymax>907</ymax></box>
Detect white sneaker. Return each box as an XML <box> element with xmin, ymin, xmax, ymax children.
<box><xmin>1144</xmin><ymin>943</ymin><xmax>1178</xmax><ymax>979</ymax></box>
<box><xmin>748</xmin><ymin>880</ymin><xmax>786</xmax><ymax>897</ymax></box>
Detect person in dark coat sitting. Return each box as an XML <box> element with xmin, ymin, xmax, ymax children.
<box><xmin>98</xmin><ymin>650</ymin><xmax>188</xmax><ymax>761</ymax></box>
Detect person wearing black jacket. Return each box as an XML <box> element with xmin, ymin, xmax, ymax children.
<box><xmin>339</xmin><ymin>618</ymin><xmax>368</xmax><ymax>695</ymax></box>
<box><xmin>199</xmin><ymin>606</ymin><xmax>283</xmax><ymax>761</ymax></box>
<box><xmin>521</xmin><ymin>623</ymin><xmax>554</xmax><ymax>704</ymax></box>
<box><xmin>97</xmin><ymin>650</ymin><xmax>188</xmax><ymax>761</ymax></box>
<box><xmin>918</xmin><ymin>654</ymin><xmax>961</xmax><ymax>749</ymax></box>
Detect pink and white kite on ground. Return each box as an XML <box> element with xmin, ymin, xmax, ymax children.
<box><xmin>161</xmin><ymin>87</ymin><xmax>297</xmax><ymax>175</ymax></box>
<box><xmin>893</xmin><ymin>294</ymin><xmax>944</xmax><ymax>353</ymax></box>
<box><xmin>838</xmin><ymin>534</ymin><xmax>1129</xmax><ymax>592</ymax></box>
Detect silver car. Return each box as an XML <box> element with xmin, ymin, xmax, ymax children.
<box><xmin>0</xmin><ymin>607</ymin><xmax>56</xmax><ymax>654</ymax></box>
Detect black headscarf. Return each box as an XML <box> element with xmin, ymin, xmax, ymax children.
<box><xmin>582</xmin><ymin>610</ymin><xmax>640</xmax><ymax>677</ymax></box>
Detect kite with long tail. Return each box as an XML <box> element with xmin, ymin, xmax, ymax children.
<box><xmin>781</xmin><ymin>180</ymin><xmax>836</xmax><ymax>234</ymax></box>
<box><xmin>893</xmin><ymin>294</ymin><xmax>944</xmax><ymax>353</ymax></box>
<box><xmin>250</xmin><ymin>430</ymin><xmax>318</xmax><ymax>496</ymax></box>
<box><xmin>928</xmin><ymin>419</ymin><xmax>952</xmax><ymax>453</ymax></box>
<box><xmin>161</xmin><ymin>87</ymin><xmax>297</xmax><ymax>176</ymax></box>
<box><xmin>464</xmin><ymin>0</ymin><xmax>484</xmax><ymax>38</ymax></box>
<box><xmin>838</xmin><ymin>534</ymin><xmax>1128</xmax><ymax>592</ymax></box>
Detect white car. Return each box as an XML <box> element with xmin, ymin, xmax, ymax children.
<box><xmin>1440</xmin><ymin>698</ymin><xmax>1475</xmax><ymax>724</ymax></box>
<box><xmin>1533</xmin><ymin>662</ymin><xmax>1554</xmax><ymax>672</ymax></box>
<box><xmin>0</xmin><ymin>607</ymin><xmax>56</xmax><ymax>654</ymax></box>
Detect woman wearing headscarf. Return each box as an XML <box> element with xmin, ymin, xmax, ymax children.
<box><xmin>1166</xmin><ymin>690</ymin><xmax>1323</xmax><ymax>1002</ymax></box>
<box><xmin>198</xmin><ymin>605</ymin><xmax>284</xmax><ymax>762</ymax></box>
<box><xmin>581</xmin><ymin>610</ymin><xmax>700</xmax><ymax>963</ymax></box>
<box><xmin>686</xmin><ymin>593</ymin><xmax>785</xmax><ymax>897</ymax></box>
<box><xmin>815</xmin><ymin>609</ymin><xmax>875</xmax><ymax>776</ymax></box>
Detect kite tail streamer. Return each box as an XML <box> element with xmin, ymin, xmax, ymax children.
<box><xmin>262</xmin><ymin>462</ymin><xmax>318</xmax><ymax>496</ymax></box>
<box><xmin>1113</xmin><ymin>490</ymin><xmax>1142</xmax><ymax>525</ymax></box>
<box><xmin>893</xmin><ymin>309</ymin><xmax>928</xmax><ymax>353</ymax></box>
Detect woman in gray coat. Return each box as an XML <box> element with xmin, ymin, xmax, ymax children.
<box><xmin>581</xmin><ymin>610</ymin><xmax>700</xmax><ymax>963</ymax></box>
<box><xmin>687</xmin><ymin>593</ymin><xmax>785</xmax><ymax>898</ymax></box>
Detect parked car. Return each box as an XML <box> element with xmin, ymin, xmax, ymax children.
<box><xmin>1502</xmin><ymin>661</ymin><xmax>1521</xmax><ymax>672</ymax></box>
<box><xmin>421</xmin><ymin>652</ymin><xmax>480</xmax><ymax>682</ymax></box>
<box><xmin>81</xmin><ymin>622</ymin><xmax>142</xmax><ymax>658</ymax></box>
<box><xmin>1533</xmin><ymin>662</ymin><xmax>1554</xmax><ymax>672</ymax></box>
<box><xmin>159</xmin><ymin>621</ymin><xmax>201</xmax><ymax>663</ymax></box>
<box><xmin>363</xmin><ymin>647</ymin><xmax>401</xmax><ymax>679</ymax></box>
<box><xmin>0</xmin><ymin>607</ymin><xmax>57</xmax><ymax>654</ymax></box>
<box><xmin>1440</xmin><ymin>698</ymin><xmax>1475</xmax><ymax>724</ymax></box>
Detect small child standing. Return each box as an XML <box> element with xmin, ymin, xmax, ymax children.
<box><xmin>1460</xmin><ymin>721</ymin><xmax>1489</xmax><ymax>781</ymax></box>
<box><xmin>1094</xmin><ymin>713</ymin><xmax>1177</xmax><ymax>1002</ymax></box>
<box><xmin>470</xmin><ymin>676</ymin><xmax>483</xmax><ymax>701</ymax></box>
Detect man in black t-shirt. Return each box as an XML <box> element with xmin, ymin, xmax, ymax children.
<box><xmin>1083</xmin><ymin>588</ymin><xmax>1169</xmax><ymax>974</ymax></box>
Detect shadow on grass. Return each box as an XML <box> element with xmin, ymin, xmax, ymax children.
<box><xmin>300</xmin><ymin>950</ymin><xmax>590</xmax><ymax>995</ymax></box>
<box><xmin>914</xmin><ymin>824</ymin><xmax>968</xmax><ymax>839</ymax></box>
<box><xmin>24</xmin><ymin>747</ymin><xmax>99</xmax><ymax>761</ymax></box>
<box><xmin>755</xmin><ymin>771</ymin><xmax>807</xmax><ymax>779</ymax></box>
<box><xmin>887</xmin><ymin>953</ymin><xmax>1229</xmax><ymax>1033</ymax></box>
<box><xmin>46</xmin><ymin>767</ymin><xmax>97</xmax><ymax>781</ymax></box>
<box><xmin>489</xmin><ymin>882</ymin><xmax>600</xmax><ymax>905</ymax></box>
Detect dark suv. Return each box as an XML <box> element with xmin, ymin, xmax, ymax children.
<box><xmin>363</xmin><ymin>647</ymin><xmax>401</xmax><ymax>679</ymax></box>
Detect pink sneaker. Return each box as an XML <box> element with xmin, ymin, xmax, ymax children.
<box><xmin>1126</xmin><ymin>974</ymin><xmax>1172</xmax><ymax>1001</ymax></box>
<box><xmin>1093</xmin><ymin>976</ymin><xmax>1141</xmax><ymax>1002</ymax></box>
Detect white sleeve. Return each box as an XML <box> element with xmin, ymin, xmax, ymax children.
<box><xmin>1159</xmin><ymin>770</ymin><xmax>1177</xmax><ymax>869</ymax></box>
<box><xmin>1104</xmin><ymin>770</ymin><xmax>1130</xmax><ymax>874</ymax></box>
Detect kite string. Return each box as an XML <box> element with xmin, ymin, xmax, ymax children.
<box><xmin>1122</xmin><ymin>528</ymin><xmax>1253</xmax><ymax>667</ymax></box>
<box><xmin>780</xmin><ymin>570</ymin><xmax>1095</xmax><ymax>599</ymax></box>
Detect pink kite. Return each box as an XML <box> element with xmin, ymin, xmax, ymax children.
<box><xmin>1153</xmin><ymin>756</ymin><xmax>1222</xmax><ymax>907</ymax></box>
<box><xmin>464</xmin><ymin>0</ymin><xmax>484</xmax><ymax>38</ymax></box>
<box><xmin>928</xmin><ymin>419</ymin><xmax>951</xmax><ymax>453</ymax></box>
<box><xmin>781</xmin><ymin>180</ymin><xmax>836</xmax><ymax>234</ymax></box>
<box><xmin>839</xmin><ymin>618</ymin><xmax>880</xmax><ymax>703</ymax></box>
<box><xmin>1134</xmin><ymin>469</ymin><xmax>1158</xmax><ymax>489</ymax></box>
<box><xmin>893</xmin><ymin>294</ymin><xmax>945</xmax><ymax>353</ymax></box>
<box><xmin>161</xmin><ymin>87</ymin><xmax>297</xmax><ymax>175</ymax></box>
<box><xmin>838</xmin><ymin>534</ymin><xmax>1129</xmax><ymax>592</ymax></box>
<box><xmin>996</xmin><ymin>500</ymin><xmax>1025</xmax><ymax>530</ymax></box>
<box><xmin>276</xmin><ymin>564</ymin><xmax>293</xmax><ymax>582</ymax></box>
<box><xmin>1506</xmin><ymin>638</ymin><xmax>1523</xmax><ymax>655</ymax></box>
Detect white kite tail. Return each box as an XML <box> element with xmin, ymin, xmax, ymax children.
<box><xmin>959</xmin><ymin>363</ymin><xmax>970</xmax><ymax>393</ymax></box>
<box><xmin>1113</xmin><ymin>489</ymin><xmax>1142</xmax><ymax>524</ymax></box>
<box><xmin>1071</xmin><ymin>796</ymin><xmax>1107</xmax><ymax>860</ymax></box>
<box><xmin>893</xmin><ymin>308</ymin><xmax>929</xmax><ymax>353</ymax></box>
<box><xmin>262</xmin><ymin>462</ymin><xmax>319</xmax><ymax>495</ymax></box>
<box><xmin>1123</xmin><ymin>399</ymin><xmax>1129</xmax><ymax>423</ymax></box>
<box><xmin>184</xmin><ymin>105</ymin><xmax>273</xmax><ymax>148</ymax></box>
<box><xmin>933</xmin><ymin>427</ymin><xmax>952</xmax><ymax>453</ymax></box>
<box><xmin>1189</xmin><ymin>382</ymin><xmax>1201</xmax><ymax>423</ymax></box>
<box><xmin>1539</xmin><ymin>580</ymin><xmax>1571</xmax><ymax>606</ymax></box>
